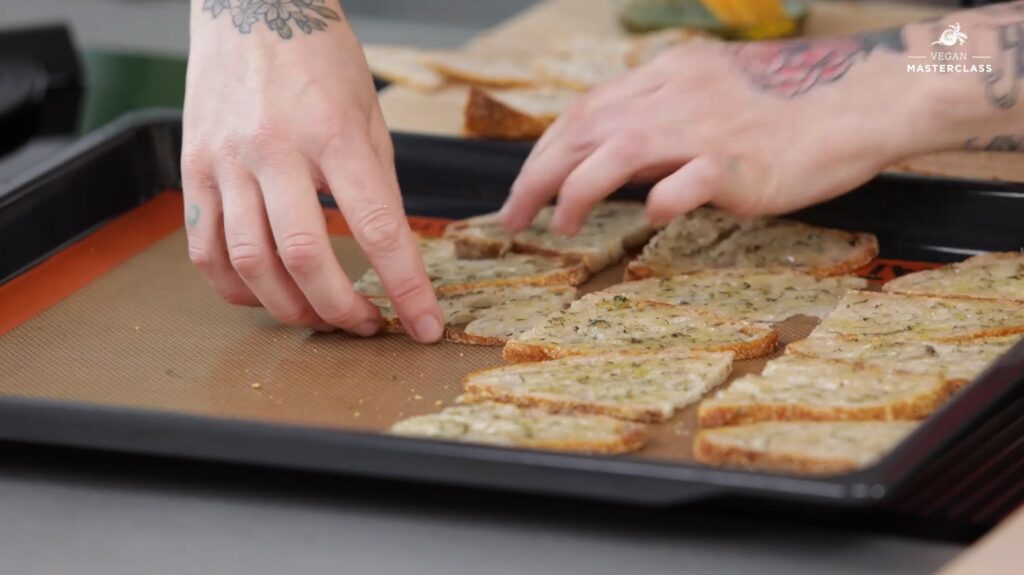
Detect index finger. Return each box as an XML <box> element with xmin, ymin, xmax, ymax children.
<box><xmin>320</xmin><ymin>136</ymin><xmax>443</xmax><ymax>343</ymax></box>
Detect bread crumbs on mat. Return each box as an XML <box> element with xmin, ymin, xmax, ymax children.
<box><xmin>414</xmin><ymin>394</ymin><xmax>424</xmax><ymax>400</ymax></box>
<box><xmin>250</xmin><ymin>383</ymin><xmax>262</xmax><ymax>390</ymax></box>
<box><xmin>434</xmin><ymin>400</ymin><xmax>443</xmax><ymax>407</ymax></box>
<box><xmin>353</xmin><ymin>411</ymin><xmax>361</xmax><ymax>418</ymax></box>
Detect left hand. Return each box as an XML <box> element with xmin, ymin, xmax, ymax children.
<box><xmin>500</xmin><ymin>38</ymin><xmax>926</xmax><ymax>234</ymax></box>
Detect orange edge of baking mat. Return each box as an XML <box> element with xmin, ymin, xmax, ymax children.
<box><xmin>0</xmin><ymin>190</ymin><xmax>450</xmax><ymax>336</ymax></box>
<box><xmin>0</xmin><ymin>187</ymin><xmax>936</xmax><ymax>336</ymax></box>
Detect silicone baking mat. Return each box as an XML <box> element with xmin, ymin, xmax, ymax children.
<box><xmin>0</xmin><ymin>191</ymin><xmax>939</xmax><ymax>464</ymax></box>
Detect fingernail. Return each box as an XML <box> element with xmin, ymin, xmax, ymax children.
<box><xmin>413</xmin><ymin>314</ymin><xmax>443</xmax><ymax>343</ymax></box>
<box><xmin>353</xmin><ymin>320</ymin><xmax>380</xmax><ymax>338</ymax></box>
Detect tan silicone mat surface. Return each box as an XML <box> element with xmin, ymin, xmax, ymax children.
<box><xmin>0</xmin><ymin>227</ymin><xmax>822</xmax><ymax>464</ymax></box>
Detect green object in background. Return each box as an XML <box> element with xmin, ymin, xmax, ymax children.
<box><xmin>79</xmin><ymin>51</ymin><xmax>187</xmax><ymax>133</ymax></box>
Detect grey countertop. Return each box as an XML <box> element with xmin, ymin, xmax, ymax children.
<box><xmin>0</xmin><ymin>2</ymin><xmax>968</xmax><ymax>573</ymax></box>
<box><xmin>0</xmin><ymin>447</ymin><xmax>961</xmax><ymax>575</ymax></box>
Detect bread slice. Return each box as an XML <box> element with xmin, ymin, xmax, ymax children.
<box><xmin>626</xmin><ymin>208</ymin><xmax>878</xmax><ymax>280</ymax></box>
<box><xmin>625</xmin><ymin>28</ymin><xmax>716</xmax><ymax>66</ymax></box>
<box><xmin>362</xmin><ymin>44</ymin><xmax>446</xmax><ymax>91</ymax></box>
<box><xmin>697</xmin><ymin>355</ymin><xmax>954</xmax><ymax>427</ymax></box>
<box><xmin>504</xmin><ymin>293</ymin><xmax>778</xmax><ymax>363</ymax></box>
<box><xmin>353</xmin><ymin>238</ymin><xmax>588</xmax><ymax>297</ymax></box>
<box><xmin>464</xmin><ymin>86</ymin><xmax>576</xmax><ymax>140</ymax></box>
<box><xmin>422</xmin><ymin>53</ymin><xmax>537</xmax><ymax>88</ymax></box>
<box><xmin>461</xmin><ymin>351</ymin><xmax>734</xmax><ymax>422</ymax></box>
<box><xmin>694</xmin><ymin>421</ymin><xmax>918</xmax><ymax>475</ymax></box>
<box><xmin>625</xmin><ymin>207</ymin><xmax>747</xmax><ymax>280</ymax></box>
<box><xmin>446</xmin><ymin>286</ymin><xmax>579</xmax><ymax>345</ymax></box>
<box><xmin>812</xmin><ymin>290</ymin><xmax>1024</xmax><ymax>343</ymax></box>
<box><xmin>532</xmin><ymin>35</ymin><xmax>633</xmax><ymax>91</ymax></box>
<box><xmin>786</xmin><ymin>333</ymin><xmax>1020</xmax><ymax>389</ymax></box>
<box><xmin>372</xmin><ymin>285</ymin><xmax>576</xmax><ymax>336</ymax></box>
<box><xmin>445</xmin><ymin>201</ymin><xmax>653</xmax><ymax>272</ymax></box>
<box><xmin>390</xmin><ymin>402</ymin><xmax>646</xmax><ymax>454</ymax></box>
<box><xmin>604</xmin><ymin>269</ymin><xmax>867</xmax><ymax>324</ymax></box>
<box><xmin>883</xmin><ymin>252</ymin><xmax>1024</xmax><ymax>302</ymax></box>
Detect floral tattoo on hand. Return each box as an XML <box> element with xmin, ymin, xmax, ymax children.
<box><xmin>203</xmin><ymin>0</ymin><xmax>341</xmax><ymax>39</ymax></box>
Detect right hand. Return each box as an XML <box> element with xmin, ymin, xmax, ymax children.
<box><xmin>182</xmin><ymin>1</ymin><xmax>443</xmax><ymax>342</ymax></box>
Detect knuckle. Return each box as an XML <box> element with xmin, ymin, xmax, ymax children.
<box><xmin>318</xmin><ymin>297</ymin><xmax>362</xmax><ymax>327</ymax></box>
<box><xmin>353</xmin><ymin>205</ymin><xmax>401</xmax><ymax>253</ymax></box>
<box><xmin>222</xmin><ymin>287</ymin><xmax>256</xmax><ymax>307</ymax></box>
<box><xmin>564</xmin><ymin>119</ymin><xmax>596</xmax><ymax>155</ymax></box>
<box><xmin>611</xmin><ymin>131</ymin><xmax>648</xmax><ymax>165</ymax></box>
<box><xmin>187</xmin><ymin>242</ymin><xmax>215</xmax><ymax>271</ymax></box>
<box><xmin>181</xmin><ymin>146</ymin><xmax>210</xmax><ymax>179</ymax></box>
<box><xmin>226</xmin><ymin>239</ymin><xmax>270</xmax><ymax>278</ymax></box>
<box><xmin>274</xmin><ymin>306</ymin><xmax>312</xmax><ymax>326</ymax></box>
<box><xmin>248</xmin><ymin>123</ymin><xmax>289</xmax><ymax>164</ymax></box>
<box><xmin>214</xmin><ymin>136</ymin><xmax>244</xmax><ymax>167</ymax></box>
<box><xmin>386</xmin><ymin>274</ymin><xmax>432</xmax><ymax>304</ymax></box>
<box><xmin>278</xmin><ymin>232</ymin><xmax>325</xmax><ymax>274</ymax></box>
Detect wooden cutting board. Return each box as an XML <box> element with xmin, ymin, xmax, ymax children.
<box><xmin>379</xmin><ymin>0</ymin><xmax>1024</xmax><ymax>182</ymax></box>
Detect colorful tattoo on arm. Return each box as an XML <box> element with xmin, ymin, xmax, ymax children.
<box><xmin>733</xmin><ymin>27</ymin><xmax>906</xmax><ymax>98</ymax></box>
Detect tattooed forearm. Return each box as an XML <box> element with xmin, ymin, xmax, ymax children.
<box><xmin>733</xmin><ymin>27</ymin><xmax>905</xmax><ymax>98</ymax></box>
<box><xmin>203</xmin><ymin>0</ymin><xmax>340</xmax><ymax>39</ymax></box>
<box><xmin>982</xmin><ymin>20</ymin><xmax>1024</xmax><ymax>109</ymax></box>
<box><xmin>965</xmin><ymin>134</ymin><xmax>1024</xmax><ymax>152</ymax></box>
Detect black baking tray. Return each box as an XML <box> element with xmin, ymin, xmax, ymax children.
<box><xmin>2</xmin><ymin>110</ymin><xmax>1023</xmax><ymax>535</ymax></box>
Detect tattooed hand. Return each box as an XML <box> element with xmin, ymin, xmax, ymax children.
<box><xmin>504</xmin><ymin>2</ymin><xmax>1024</xmax><ymax>233</ymax></box>
<box><xmin>183</xmin><ymin>0</ymin><xmax>443</xmax><ymax>341</ymax></box>
<box><xmin>503</xmin><ymin>40</ymin><xmax>920</xmax><ymax>232</ymax></box>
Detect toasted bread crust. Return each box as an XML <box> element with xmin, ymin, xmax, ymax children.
<box><xmin>502</xmin><ymin>328</ymin><xmax>777</xmax><ymax>363</ymax></box>
<box><xmin>532</xmin><ymin>427</ymin><xmax>647</xmax><ymax>455</ymax></box>
<box><xmin>697</xmin><ymin>383</ymin><xmax>954</xmax><ymax>428</ymax></box>
<box><xmin>623</xmin><ymin>261</ymin><xmax>654</xmax><ymax>282</ymax></box>
<box><xmin>802</xmin><ymin>232</ymin><xmax>879</xmax><ymax>277</ymax></box>
<box><xmin>443</xmin><ymin>327</ymin><xmax>507</xmax><ymax>346</ymax></box>
<box><xmin>424</xmin><ymin>59</ymin><xmax>535</xmax><ymax>88</ymax></box>
<box><xmin>461</xmin><ymin>386</ymin><xmax>667</xmax><ymax>422</ymax></box>
<box><xmin>430</xmin><ymin>261</ymin><xmax>590</xmax><ymax>295</ymax></box>
<box><xmin>883</xmin><ymin>252</ymin><xmax>1024</xmax><ymax>302</ymax></box>
<box><xmin>625</xmin><ymin>231</ymin><xmax>878</xmax><ymax>280</ymax></box>
<box><xmin>694</xmin><ymin>433</ymin><xmax>861</xmax><ymax>475</ymax></box>
<box><xmin>464</xmin><ymin>87</ymin><xmax>551</xmax><ymax>140</ymax></box>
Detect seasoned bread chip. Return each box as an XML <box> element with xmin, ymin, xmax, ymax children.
<box><xmin>464</xmin><ymin>86</ymin><xmax>575</xmax><ymax>140</ymax></box>
<box><xmin>698</xmin><ymin>355</ymin><xmax>954</xmax><ymax>427</ymax></box>
<box><xmin>445</xmin><ymin>201</ymin><xmax>653</xmax><ymax>272</ymax></box>
<box><xmin>883</xmin><ymin>252</ymin><xmax>1024</xmax><ymax>302</ymax></box>
<box><xmin>422</xmin><ymin>53</ymin><xmax>536</xmax><ymax>88</ymax></box>
<box><xmin>353</xmin><ymin>238</ymin><xmax>588</xmax><ymax>296</ymax></box>
<box><xmin>446</xmin><ymin>286</ymin><xmax>579</xmax><ymax>345</ymax></box>
<box><xmin>786</xmin><ymin>333</ymin><xmax>1020</xmax><ymax>389</ymax></box>
<box><xmin>390</xmin><ymin>402</ymin><xmax>646</xmax><ymax>454</ymax></box>
<box><xmin>462</xmin><ymin>351</ymin><xmax>734</xmax><ymax>422</ymax></box>
<box><xmin>694</xmin><ymin>421</ymin><xmax>918</xmax><ymax>475</ymax></box>
<box><xmin>812</xmin><ymin>291</ymin><xmax>1024</xmax><ymax>343</ymax></box>
<box><xmin>604</xmin><ymin>269</ymin><xmax>867</xmax><ymax>324</ymax></box>
<box><xmin>372</xmin><ymin>285</ymin><xmax>576</xmax><ymax>337</ymax></box>
<box><xmin>627</xmin><ymin>208</ymin><xmax>878</xmax><ymax>280</ymax></box>
<box><xmin>363</xmin><ymin>44</ymin><xmax>445</xmax><ymax>91</ymax></box>
<box><xmin>504</xmin><ymin>294</ymin><xmax>778</xmax><ymax>363</ymax></box>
